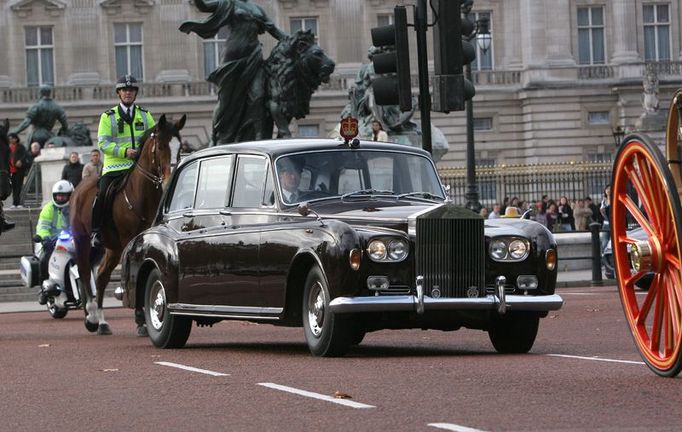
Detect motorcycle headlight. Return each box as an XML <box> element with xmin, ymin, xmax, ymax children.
<box><xmin>490</xmin><ymin>239</ymin><xmax>508</xmax><ymax>260</ymax></box>
<box><xmin>509</xmin><ymin>239</ymin><xmax>529</xmax><ymax>260</ymax></box>
<box><xmin>367</xmin><ymin>240</ymin><xmax>387</xmax><ymax>261</ymax></box>
<box><xmin>387</xmin><ymin>239</ymin><xmax>408</xmax><ymax>261</ymax></box>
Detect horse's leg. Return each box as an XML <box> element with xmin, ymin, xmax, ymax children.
<box><xmin>73</xmin><ymin>235</ymin><xmax>99</xmax><ymax>333</ymax></box>
<box><xmin>94</xmin><ymin>248</ymin><xmax>121</xmax><ymax>335</ymax></box>
<box><xmin>135</xmin><ymin>308</ymin><xmax>148</xmax><ymax>337</ymax></box>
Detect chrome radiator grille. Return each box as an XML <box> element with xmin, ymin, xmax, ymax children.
<box><xmin>415</xmin><ymin>217</ymin><xmax>485</xmax><ymax>298</ymax></box>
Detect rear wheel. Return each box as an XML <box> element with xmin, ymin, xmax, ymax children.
<box><xmin>612</xmin><ymin>135</ymin><xmax>682</xmax><ymax>377</ymax></box>
<box><xmin>144</xmin><ymin>269</ymin><xmax>191</xmax><ymax>349</ymax></box>
<box><xmin>302</xmin><ymin>266</ymin><xmax>352</xmax><ymax>357</ymax></box>
<box><xmin>488</xmin><ymin>312</ymin><xmax>539</xmax><ymax>354</ymax></box>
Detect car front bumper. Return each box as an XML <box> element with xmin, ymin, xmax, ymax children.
<box><xmin>329</xmin><ymin>276</ymin><xmax>563</xmax><ymax>315</ymax></box>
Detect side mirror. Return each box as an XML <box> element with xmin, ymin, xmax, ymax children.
<box><xmin>297</xmin><ymin>202</ymin><xmax>311</xmax><ymax>217</ymax></box>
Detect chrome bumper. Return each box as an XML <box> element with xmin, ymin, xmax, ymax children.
<box><xmin>329</xmin><ymin>276</ymin><xmax>563</xmax><ymax>315</ymax></box>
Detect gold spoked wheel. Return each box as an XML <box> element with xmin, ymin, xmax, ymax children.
<box><xmin>612</xmin><ymin>134</ymin><xmax>682</xmax><ymax>377</ymax></box>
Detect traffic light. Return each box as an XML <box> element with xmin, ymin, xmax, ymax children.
<box><xmin>370</xmin><ymin>6</ymin><xmax>412</xmax><ymax>112</ymax></box>
<box><xmin>432</xmin><ymin>0</ymin><xmax>476</xmax><ymax>113</ymax></box>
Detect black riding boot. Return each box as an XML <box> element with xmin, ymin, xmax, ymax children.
<box><xmin>0</xmin><ymin>202</ymin><xmax>15</xmax><ymax>235</ymax></box>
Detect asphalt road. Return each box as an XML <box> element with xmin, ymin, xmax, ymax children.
<box><xmin>0</xmin><ymin>285</ymin><xmax>679</xmax><ymax>432</ymax></box>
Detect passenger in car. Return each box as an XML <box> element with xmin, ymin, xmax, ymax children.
<box><xmin>277</xmin><ymin>158</ymin><xmax>304</xmax><ymax>204</ymax></box>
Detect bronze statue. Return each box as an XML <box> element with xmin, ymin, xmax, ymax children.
<box><xmin>181</xmin><ymin>0</ymin><xmax>333</xmax><ymax>144</ymax></box>
<box><xmin>11</xmin><ymin>85</ymin><xmax>68</xmax><ymax>148</ymax></box>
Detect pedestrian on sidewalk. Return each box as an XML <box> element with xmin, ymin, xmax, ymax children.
<box><xmin>61</xmin><ymin>151</ymin><xmax>83</xmax><ymax>188</ymax></box>
<box><xmin>8</xmin><ymin>133</ymin><xmax>28</xmax><ymax>208</ymax></box>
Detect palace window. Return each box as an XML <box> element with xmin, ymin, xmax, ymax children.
<box><xmin>114</xmin><ymin>23</ymin><xmax>144</xmax><ymax>80</ymax></box>
<box><xmin>297</xmin><ymin>124</ymin><xmax>320</xmax><ymax>137</ymax></box>
<box><xmin>577</xmin><ymin>6</ymin><xmax>605</xmax><ymax>65</ymax></box>
<box><xmin>203</xmin><ymin>27</ymin><xmax>228</xmax><ymax>78</ymax></box>
<box><xmin>290</xmin><ymin>17</ymin><xmax>318</xmax><ymax>36</ymax></box>
<box><xmin>643</xmin><ymin>4</ymin><xmax>671</xmax><ymax>61</ymax></box>
<box><xmin>25</xmin><ymin>26</ymin><xmax>54</xmax><ymax>87</ymax></box>
<box><xmin>377</xmin><ymin>14</ymin><xmax>393</xmax><ymax>27</ymax></box>
<box><xmin>587</xmin><ymin>111</ymin><xmax>610</xmax><ymax>125</ymax></box>
<box><xmin>473</xmin><ymin>117</ymin><xmax>493</xmax><ymax>131</ymax></box>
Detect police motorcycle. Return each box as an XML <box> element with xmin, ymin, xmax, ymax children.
<box><xmin>19</xmin><ymin>181</ymin><xmax>95</xmax><ymax>318</ymax></box>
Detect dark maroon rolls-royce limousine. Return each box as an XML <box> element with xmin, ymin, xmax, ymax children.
<box><xmin>119</xmin><ymin>138</ymin><xmax>563</xmax><ymax>356</ymax></box>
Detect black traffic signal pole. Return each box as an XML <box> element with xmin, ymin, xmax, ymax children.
<box><xmin>415</xmin><ymin>0</ymin><xmax>432</xmax><ymax>155</ymax></box>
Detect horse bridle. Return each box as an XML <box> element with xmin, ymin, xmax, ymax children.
<box><xmin>134</xmin><ymin>132</ymin><xmax>165</xmax><ymax>189</ymax></box>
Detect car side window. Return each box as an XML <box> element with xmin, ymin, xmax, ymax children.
<box><xmin>167</xmin><ymin>161</ymin><xmax>199</xmax><ymax>212</ymax></box>
<box><xmin>262</xmin><ymin>167</ymin><xmax>275</xmax><ymax>207</ymax></box>
<box><xmin>195</xmin><ymin>156</ymin><xmax>234</xmax><ymax>209</ymax></box>
<box><xmin>232</xmin><ymin>156</ymin><xmax>268</xmax><ymax>208</ymax></box>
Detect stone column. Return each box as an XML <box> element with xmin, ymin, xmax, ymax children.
<box><xmin>544</xmin><ymin>0</ymin><xmax>575</xmax><ymax>66</ymax></box>
<box><xmin>500</xmin><ymin>0</ymin><xmax>523</xmax><ymax>69</ymax></box>
<box><xmin>610</xmin><ymin>0</ymin><xmax>639</xmax><ymax>64</ymax></box>
<box><xmin>519</xmin><ymin>0</ymin><xmax>545</xmax><ymax>67</ymax></box>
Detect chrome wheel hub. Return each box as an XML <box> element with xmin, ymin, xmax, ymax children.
<box><xmin>149</xmin><ymin>281</ymin><xmax>167</xmax><ymax>331</ymax></box>
<box><xmin>307</xmin><ymin>281</ymin><xmax>326</xmax><ymax>337</ymax></box>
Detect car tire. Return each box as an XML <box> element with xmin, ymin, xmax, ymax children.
<box><xmin>302</xmin><ymin>265</ymin><xmax>352</xmax><ymax>357</ymax></box>
<box><xmin>488</xmin><ymin>312</ymin><xmax>540</xmax><ymax>354</ymax></box>
<box><xmin>144</xmin><ymin>268</ymin><xmax>191</xmax><ymax>349</ymax></box>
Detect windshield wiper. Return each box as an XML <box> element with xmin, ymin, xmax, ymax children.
<box><xmin>397</xmin><ymin>191</ymin><xmax>445</xmax><ymax>201</ymax></box>
<box><xmin>341</xmin><ymin>189</ymin><xmax>396</xmax><ymax>199</ymax></box>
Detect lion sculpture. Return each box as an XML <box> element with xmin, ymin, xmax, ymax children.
<box><xmin>265</xmin><ymin>30</ymin><xmax>335</xmax><ymax>138</ymax></box>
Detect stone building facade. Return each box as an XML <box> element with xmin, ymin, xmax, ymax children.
<box><xmin>0</xmin><ymin>0</ymin><xmax>681</xmax><ymax>168</ymax></box>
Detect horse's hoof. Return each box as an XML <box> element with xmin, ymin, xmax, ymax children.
<box><xmin>97</xmin><ymin>323</ymin><xmax>112</xmax><ymax>335</ymax></box>
<box><xmin>85</xmin><ymin>319</ymin><xmax>98</xmax><ymax>333</ymax></box>
<box><xmin>136</xmin><ymin>325</ymin><xmax>148</xmax><ymax>337</ymax></box>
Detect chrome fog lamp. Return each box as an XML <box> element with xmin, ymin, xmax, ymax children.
<box><xmin>387</xmin><ymin>239</ymin><xmax>408</xmax><ymax>261</ymax></box>
<box><xmin>490</xmin><ymin>239</ymin><xmax>507</xmax><ymax>260</ymax></box>
<box><xmin>517</xmin><ymin>275</ymin><xmax>538</xmax><ymax>290</ymax></box>
<box><xmin>509</xmin><ymin>239</ymin><xmax>529</xmax><ymax>260</ymax></box>
<box><xmin>367</xmin><ymin>276</ymin><xmax>390</xmax><ymax>291</ymax></box>
<box><xmin>367</xmin><ymin>240</ymin><xmax>387</xmax><ymax>261</ymax></box>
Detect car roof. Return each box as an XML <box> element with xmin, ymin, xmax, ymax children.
<box><xmin>178</xmin><ymin>138</ymin><xmax>433</xmax><ymax>168</ymax></box>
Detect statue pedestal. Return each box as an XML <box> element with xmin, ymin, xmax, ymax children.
<box><xmin>635</xmin><ymin>111</ymin><xmax>667</xmax><ymax>132</ymax></box>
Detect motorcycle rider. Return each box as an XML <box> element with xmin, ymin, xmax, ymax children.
<box><xmin>36</xmin><ymin>180</ymin><xmax>72</xmax><ymax>305</ymax></box>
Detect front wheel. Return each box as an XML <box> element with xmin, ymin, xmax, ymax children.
<box><xmin>144</xmin><ymin>269</ymin><xmax>191</xmax><ymax>349</ymax></box>
<box><xmin>302</xmin><ymin>266</ymin><xmax>352</xmax><ymax>357</ymax></box>
<box><xmin>488</xmin><ymin>312</ymin><xmax>540</xmax><ymax>354</ymax></box>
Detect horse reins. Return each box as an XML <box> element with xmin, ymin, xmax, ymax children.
<box><xmin>124</xmin><ymin>131</ymin><xmax>166</xmax><ymax>222</ymax></box>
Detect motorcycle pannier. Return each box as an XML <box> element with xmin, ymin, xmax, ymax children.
<box><xmin>20</xmin><ymin>256</ymin><xmax>40</xmax><ymax>288</ymax></box>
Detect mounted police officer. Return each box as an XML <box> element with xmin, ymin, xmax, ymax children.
<box><xmin>92</xmin><ymin>75</ymin><xmax>155</xmax><ymax>246</ymax></box>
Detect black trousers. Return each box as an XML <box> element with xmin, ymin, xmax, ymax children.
<box><xmin>92</xmin><ymin>171</ymin><xmax>126</xmax><ymax>232</ymax></box>
<box><xmin>39</xmin><ymin>238</ymin><xmax>57</xmax><ymax>282</ymax></box>
<box><xmin>10</xmin><ymin>171</ymin><xmax>24</xmax><ymax>206</ymax></box>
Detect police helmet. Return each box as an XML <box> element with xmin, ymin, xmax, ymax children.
<box><xmin>51</xmin><ymin>180</ymin><xmax>74</xmax><ymax>208</ymax></box>
<box><xmin>115</xmin><ymin>74</ymin><xmax>139</xmax><ymax>92</ymax></box>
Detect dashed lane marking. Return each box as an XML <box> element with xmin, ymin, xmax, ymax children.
<box><xmin>546</xmin><ymin>354</ymin><xmax>644</xmax><ymax>365</ymax></box>
<box><xmin>428</xmin><ymin>423</ymin><xmax>488</xmax><ymax>432</ymax></box>
<box><xmin>258</xmin><ymin>382</ymin><xmax>375</xmax><ymax>409</ymax></box>
<box><xmin>155</xmin><ymin>361</ymin><xmax>230</xmax><ymax>376</ymax></box>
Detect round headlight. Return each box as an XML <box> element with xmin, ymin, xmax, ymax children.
<box><xmin>388</xmin><ymin>239</ymin><xmax>408</xmax><ymax>261</ymax></box>
<box><xmin>490</xmin><ymin>239</ymin><xmax>507</xmax><ymax>260</ymax></box>
<box><xmin>509</xmin><ymin>239</ymin><xmax>529</xmax><ymax>260</ymax></box>
<box><xmin>367</xmin><ymin>240</ymin><xmax>387</xmax><ymax>260</ymax></box>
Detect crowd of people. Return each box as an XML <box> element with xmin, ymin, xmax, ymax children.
<box><xmin>478</xmin><ymin>187</ymin><xmax>612</xmax><ymax>234</ymax></box>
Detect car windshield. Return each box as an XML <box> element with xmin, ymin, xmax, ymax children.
<box><xmin>275</xmin><ymin>149</ymin><xmax>445</xmax><ymax>205</ymax></box>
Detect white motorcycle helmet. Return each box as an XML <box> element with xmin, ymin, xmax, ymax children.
<box><xmin>51</xmin><ymin>180</ymin><xmax>74</xmax><ymax>208</ymax></box>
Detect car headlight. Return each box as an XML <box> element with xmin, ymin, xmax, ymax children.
<box><xmin>508</xmin><ymin>239</ymin><xmax>529</xmax><ymax>260</ymax></box>
<box><xmin>368</xmin><ymin>240</ymin><xmax>387</xmax><ymax>260</ymax></box>
<box><xmin>489</xmin><ymin>237</ymin><xmax>530</xmax><ymax>262</ymax></box>
<box><xmin>490</xmin><ymin>239</ymin><xmax>508</xmax><ymax>260</ymax></box>
<box><xmin>388</xmin><ymin>239</ymin><xmax>408</xmax><ymax>261</ymax></box>
<box><xmin>367</xmin><ymin>238</ymin><xmax>409</xmax><ymax>262</ymax></box>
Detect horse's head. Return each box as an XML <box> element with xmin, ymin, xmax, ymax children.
<box><xmin>141</xmin><ymin>114</ymin><xmax>186</xmax><ymax>185</ymax></box>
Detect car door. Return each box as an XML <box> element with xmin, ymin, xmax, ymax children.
<box><xmin>173</xmin><ymin>155</ymin><xmax>235</xmax><ymax>304</ymax></box>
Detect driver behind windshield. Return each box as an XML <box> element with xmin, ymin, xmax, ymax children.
<box><xmin>277</xmin><ymin>158</ymin><xmax>304</xmax><ymax>204</ymax></box>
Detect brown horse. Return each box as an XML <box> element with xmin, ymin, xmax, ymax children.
<box><xmin>70</xmin><ymin>114</ymin><xmax>186</xmax><ymax>335</ymax></box>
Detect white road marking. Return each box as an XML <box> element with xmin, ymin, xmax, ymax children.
<box><xmin>258</xmin><ymin>382</ymin><xmax>375</xmax><ymax>409</ymax></box>
<box><xmin>559</xmin><ymin>292</ymin><xmax>598</xmax><ymax>296</ymax></box>
<box><xmin>428</xmin><ymin>423</ymin><xmax>488</xmax><ymax>432</ymax></box>
<box><xmin>546</xmin><ymin>354</ymin><xmax>644</xmax><ymax>365</ymax></box>
<box><xmin>155</xmin><ymin>361</ymin><xmax>230</xmax><ymax>376</ymax></box>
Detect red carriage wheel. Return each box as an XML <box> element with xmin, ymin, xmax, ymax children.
<box><xmin>612</xmin><ymin>134</ymin><xmax>682</xmax><ymax>377</ymax></box>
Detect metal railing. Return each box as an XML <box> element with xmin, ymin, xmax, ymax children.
<box><xmin>439</xmin><ymin>160</ymin><xmax>612</xmax><ymax>207</ymax></box>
